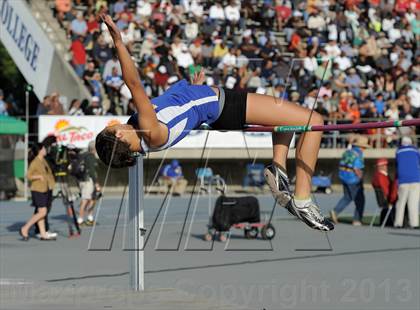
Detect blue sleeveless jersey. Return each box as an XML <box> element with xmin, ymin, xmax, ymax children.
<box><xmin>127</xmin><ymin>80</ymin><xmax>219</xmax><ymax>152</ymax></box>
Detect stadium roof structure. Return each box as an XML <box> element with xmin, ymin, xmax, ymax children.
<box><xmin>0</xmin><ymin>116</ymin><xmax>27</xmax><ymax>135</ymax></box>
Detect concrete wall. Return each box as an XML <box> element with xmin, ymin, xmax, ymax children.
<box><xmin>96</xmin><ymin>157</ymin><xmax>397</xmax><ymax>188</ymax></box>
<box><xmin>46</xmin><ymin>50</ymin><xmax>91</xmax><ymax>102</ymax></box>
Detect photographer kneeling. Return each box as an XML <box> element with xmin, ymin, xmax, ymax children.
<box><xmin>20</xmin><ymin>144</ymin><xmax>56</xmax><ymax>241</ymax></box>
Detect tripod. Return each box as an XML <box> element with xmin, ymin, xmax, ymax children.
<box><xmin>54</xmin><ymin>172</ymin><xmax>81</xmax><ymax>237</ymax></box>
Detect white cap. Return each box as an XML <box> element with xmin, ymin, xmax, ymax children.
<box><xmin>401</xmin><ymin>136</ymin><xmax>412</xmax><ymax>146</ymax></box>
<box><xmin>168</xmin><ymin>76</ymin><xmax>179</xmax><ymax>85</ymax></box>
<box><xmin>206</xmin><ymin>77</ymin><xmax>214</xmax><ymax>86</ymax></box>
<box><xmin>92</xmin><ymin>96</ymin><xmax>100</xmax><ymax>102</ymax></box>
<box><xmin>158</xmin><ymin>65</ymin><xmax>167</xmax><ymax>74</ymax></box>
<box><xmin>225</xmin><ymin>76</ymin><xmax>237</xmax><ymax>89</ymax></box>
<box><xmin>243</xmin><ymin>29</ymin><xmax>252</xmax><ymax>38</ymax></box>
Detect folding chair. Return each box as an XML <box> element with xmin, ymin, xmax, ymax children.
<box><xmin>195</xmin><ymin>167</ymin><xmax>225</xmax><ymax>194</ymax></box>
<box><xmin>370</xmin><ymin>187</ymin><xmax>393</xmax><ymax>229</ymax></box>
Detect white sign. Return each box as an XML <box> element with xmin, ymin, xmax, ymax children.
<box><xmin>38</xmin><ymin>116</ymin><xmax>277</xmax><ymax>149</ymax></box>
<box><xmin>174</xmin><ymin>130</ymin><xmax>273</xmax><ymax>148</ymax></box>
<box><xmin>38</xmin><ymin>116</ymin><xmax>130</xmax><ymax>148</ymax></box>
<box><xmin>0</xmin><ymin>0</ymin><xmax>54</xmax><ymax>99</ymax></box>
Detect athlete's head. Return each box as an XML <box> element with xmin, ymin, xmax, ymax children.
<box><xmin>95</xmin><ymin>124</ymin><xmax>139</xmax><ymax>168</ymax></box>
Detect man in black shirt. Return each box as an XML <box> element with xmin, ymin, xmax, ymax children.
<box><xmin>92</xmin><ymin>36</ymin><xmax>112</xmax><ymax>69</ymax></box>
<box><xmin>78</xmin><ymin>141</ymin><xmax>100</xmax><ymax>226</ymax></box>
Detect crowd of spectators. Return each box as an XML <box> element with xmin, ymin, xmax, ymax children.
<box><xmin>46</xmin><ymin>0</ymin><xmax>420</xmax><ymax>145</ymax></box>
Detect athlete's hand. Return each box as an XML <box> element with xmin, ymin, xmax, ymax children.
<box><xmin>191</xmin><ymin>68</ymin><xmax>206</xmax><ymax>85</ymax></box>
<box><xmin>100</xmin><ymin>14</ymin><xmax>122</xmax><ymax>43</ymax></box>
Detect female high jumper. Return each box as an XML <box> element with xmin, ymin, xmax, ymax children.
<box><xmin>96</xmin><ymin>14</ymin><xmax>334</xmax><ymax>232</ymax></box>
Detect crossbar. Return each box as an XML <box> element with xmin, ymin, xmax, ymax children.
<box><xmin>244</xmin><ymin>118</ymin><xmax>420</xmax><ymax>133</ymax></box>
<box><xmin>128</xmin><ymin>156</ymin><xmax>144</xmax><ymax>291</ymax></box>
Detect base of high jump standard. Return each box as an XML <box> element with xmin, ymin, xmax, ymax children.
<box><xmin>129</xmin><ymin>156</ymin><xmax>145</xmax><ymax>291</ymax></box>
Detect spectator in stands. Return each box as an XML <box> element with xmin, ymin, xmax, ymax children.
<box><xmin>105</xmin><ymin>67</ymin><xmax>124</xmax><ymax>101</ymax></box>
<box><xmin>93</xmin><ymin>35</ymin><xmax>112</xmax><ymax>70</ymax></box>
<box><xmin>325</xmin><ymin>40</ymin><xmax>341</xmax><ymax>58</ymax></box>
<box><xmin>87</xmin><ymin>12</ymin><xmax>100</xmax><ymax>35</ymax></box>
<box><xmin>330</xmin><ymin>135</ymin><xmax>370</xmax><ymax>226</ymax></box>
<box><xmin>159</xmin><ymin>160</ymin><xmax>188</xmax><ymax>196</ymax></box>
<box><xmin>303</xmin><ymin>88</ymin><xmax>318</xmax><ymax>110</ymax></box>
<box><xmin>374</xmin><ymin>93</ymin><xmax>386</xmax><ymax>116</ymax></box>
<box><xmin>335</xmin><ymin>51</ymin><xmax>352</xmax><ymax>72</ymax></box>
<box><xmin>20</xmin><ymin>144</ymin><xmax>56</xmax><ymax>241</ymax></box>
<box><xmin>85</xmin><ymin>12</ymin><xmax>100</xmax><ymax>48</ymax></box>
<box><xmin>315</xmin><ymin>101</ymin><xmax>329</xmax><ymax>119</ymax></box>
<box><xmin>48</xmin><ymin>93</ymin><xmax>65</xmax><ymax>115</ymax></box>
<box><xmin>68</xmin><ymin>99</ymin><xmax>84</xmax><ymax>116</ymax></box>
<box><xmin>112</xmin><ymin>0</ymin><xmax>127</xmax><ymax>16</ymax></box>
<box><xmin>347</xmin><ymin>102</ymin><xmax>361</xmax><ymax>124</ymax></box>
<box><xmin>70</xmin><ymin>11</ymin><xmax>87</xmax><ymax>39</ymax></box>
<box><xmin>77</xmin><ymin>141</ymin><xmax>100</xmax><ymax>226</ymax></box>
<box><xmin>224</xmin><ymin>0</ymin><xmax>241</xmax><ymax>35</ymax></box>
<box><xmin>102</xmin><ymin>52</ymin><xmax>122</xmax><ymax>81</ymax></box>
<box><xmin>89</xmin><ymin>72</ymin><xmax>104</xmax><ymax>100</ymax></box>
<box><xmin>189</xmin><ymin>38</ymin><xmax>203</xmax><ymax>63</ymax></box>
<box><xmin>116</xmin><ymin>12</ymin><xmax>130</xmax><ymax>30</ymax></box>
<box><xmin>136</xmin><ymin>0</ymin><xmax>152</xmax><ymax>20</ymax></box>
<box><xmin>50</xmin><ymin>0</ymin><xmax>418</xmax><ymax>122</ymax></box>
<box><xmin>83</xmin><ymin>61</ymin><xmax>96</xmax><ymax>86</ymax></box>
<box><xmin>218</xmin><ymin>47</ymin><xmax>236</xmax><ymax>77</ymax></box>
<box><xmin>85</xmin><ymin>96</ymin><xmax>103</xmax><ymax>115</ymax></box>
<box><xmin>154</xmin><ymin>65</ymin><xmax>169</xmax><ymax>94</ymax></box>
<box><xmin>55</xmin><ymin>0</ymin><xmax>71</xmax><ymax>28</ymax></box>
<box><xmin>0</xmin><ymin>89</ymin><xmax>8</xmax><ymax>116</ymax></box>
<box><xmin>36</xmin><ymin>96</ymin><xmax>51</xmax><ymax>116</ymax></box>
<box><xmin>190</xmin><ymin>0</ymin><xmax>204</xmax><ymax>20</ymax></box>
<box><xmin>70</xmin><ymin>36</ymin><xmax>86</xmax><ymax>78</ymax></box>
<box><xmin>345</xmin><ymin>68</ymin><xmax>364</xmax><ymax>97</ymax></box>
<box><xmin>185</xmin><ymin>18</ymin><xmax>199</xmax><ymax>41</ymax></box>
<box><xmin>209</xmin><ymin>2</ymin><xmax>226</xmax><ymax>23</ymax></box>
<box><xmin>394</xmin><ymin>136</ymin><xmax>420</xmax><ymax>228</ymax></box>
<box><xmin>121</xmin><ymin>25</ymin><xmax>135</xmax><ymax>52</ymax></box>
<box><xmin>176</xmin><ymin>46</ymin><xmax>194</xmax><ymax>78</ymax></box>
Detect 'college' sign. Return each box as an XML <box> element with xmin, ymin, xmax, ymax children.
<box><xmin>0</xmin><ymin>0</ymin><xmax>54</xmax><ymax>99</ymax></box>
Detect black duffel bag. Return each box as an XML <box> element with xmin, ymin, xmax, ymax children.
<box><xmin>212</xmin><ymin>196</ymin><xmax>260</xmax><ymax>231</ymax></box>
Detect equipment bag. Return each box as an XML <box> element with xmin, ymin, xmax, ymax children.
<box><xmin>212</xmin><ymin>195</ymin><xmax>260</xmax><ymax>231</ymax></box>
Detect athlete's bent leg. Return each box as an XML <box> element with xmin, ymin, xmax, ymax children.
<box><xmin>245</xmin><ymin>93</ymin><xmax>322</xmax><ymax>198</ymax></box>
<box><xmin>246</xmin><ymin>93</ymin><xmax>333</xmax><ymax>231</ymax></box>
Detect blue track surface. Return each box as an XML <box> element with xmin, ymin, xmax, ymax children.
<box><xmin>0</xmin><ymin>192</ymin><xmax>419</xmax><ymax>309</ymax></box>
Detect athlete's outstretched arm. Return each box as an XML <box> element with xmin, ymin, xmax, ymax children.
<box><xmin>101</xmin><ymin>14</ymin><xmax>167</xmax><ymax>147</ymax></box>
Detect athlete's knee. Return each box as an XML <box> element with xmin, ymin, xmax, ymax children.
<box><xmin>309</xmin><ymin>112</ymin><xmax>324</xmax><ymax>126</ymax></box>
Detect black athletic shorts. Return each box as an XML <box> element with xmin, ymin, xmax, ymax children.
<box><xmin>31</xmin><ymin>190</ymin><xmax>52</xmax><ymax>208</ymax></box>
<box><xmin>210</xmin><ymin>88</ymin><xmax>248</xmax><ymax>130</ymax></box>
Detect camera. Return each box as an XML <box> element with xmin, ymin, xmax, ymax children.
<box><xmin>45</xmin><ymin>144</ymin><xmax>81</xmax><ymax>178</ymax></box>
<box><xmin>41</xmin><ymin>136</ymin><xmax>82</xmax><ymax>178</ymax></box>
